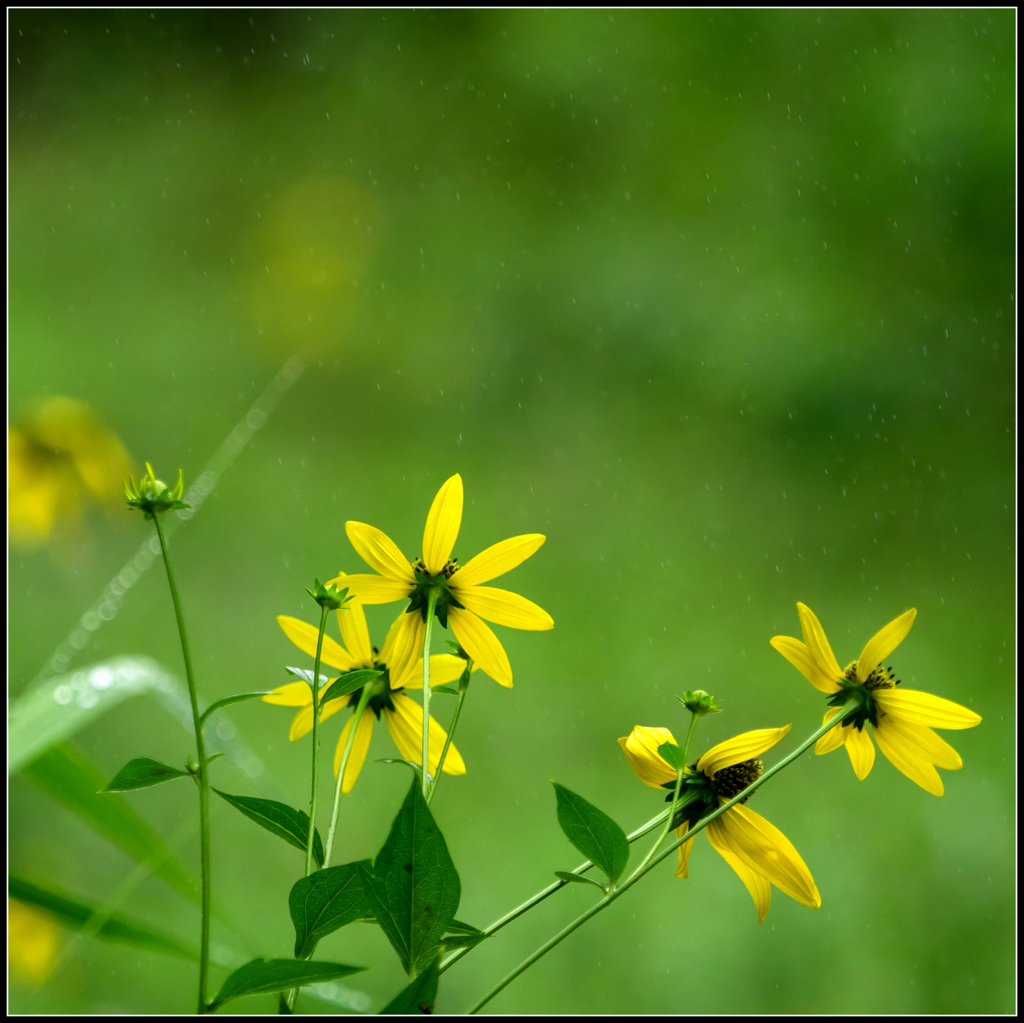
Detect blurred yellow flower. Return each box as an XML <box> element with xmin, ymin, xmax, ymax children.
<box><xmin>8</xmin><ymin>397</ymin><xmax>132</xmax><ymax>547</ymax></box>
<box><xmin>263</xmin><ymin>589</ymin><xmax>472</xmax><ymax>792</ymax></box>
<box><xmin>342</xmin><ymin>473</ymin><xmax>552</xmax><ymax>688</ymax></box>
<box><xmin>771</xmin><ymin>603</ymin><xmax>982</xmax><ymax>796</ymax></box>
<box><xmin>619</xmin><ymin>724</ymin><xmax>820</xmax><ymax>922</ymax></box>
<box><xmin>8</xmin><ymin>898</ymin><xmax>60</xmax><ymax>986</ymax></box>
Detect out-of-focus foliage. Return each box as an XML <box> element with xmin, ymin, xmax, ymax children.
<box><xmin>9</xmin><ymin>9</ymin><xmax>1013</xmax><ymax>1016</ymax></box>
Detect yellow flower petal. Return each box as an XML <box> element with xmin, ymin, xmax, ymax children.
<box><xmin>450</xmin><ymin>534</ymin><xmax>546</xmax><ymax>588</ymax></box>
<box><xmin>333</xmin><ymin>708</ymin><xmax>375</xmax><ymax>793</ymax></box>
<box><xmin>709</xmin><ymin>805</ymin><xmax>821</xmax><ymax>910</ymax></box>
<box><xmin>333</xmin><ymin>588</ymin><xmax>373</xmax><ymax>666</ymax></box>
<box><xmin>706</xmin><ymin>822</ymin><xmax>773</xmax><ymax>922</ymax></box>
<box><xmin>402</xmin><ymin>654</ymin><xmax>478</xmax><ymax>690</ymax></box>
<box><xmin>8</xmin><ymin>898</ymin><xmax>60</xmax><ymax>984</ymax></box>
<box><xmin>674</xmin><ymin>823</ymin><xmax>695</xmax><ymax>880</ymax></box>
<box><xmin>697</xmin><ymin>726</ymin><xmax>791</xmax><ymax>778</ymax></box>
<box><xmin>617</xmin><ymin>725</ymin><xmax>678</xmax><ymax>789</ymax></box>
<box><xmin>287</xmin><ymin>695</ymin><xmax>346</xmax><ymax>742</ymax></box>
<box><xmin>856</xmin><ymin>608</ymin><xmax>917</xmax><ymax>682</ymax></box>
<box><xmin>422</xmin><ymin>474</ymin><xmax>463</xmax><ymax>574</ymax></box>
<box><xmin>454</xmin><ymin>585</ymin><xmax>554</xmax><ymax>631</ymax></box>
<box><xmin>276</xmin><ymin>615</ymin><xmax>357</xmax><ymax>672</ymax></box>
<box><xmin>345</xmin><ymin>521</ymin><xmax>415</xmax><ymax>583</ymax></box>
<box><xmin>448</xmin><ymin>607</ymin><xmax>513</xmax><ymax>687</ymax></box>
<box><xmin>796</xmin><ymin>603</ymin><xmax>843</xmax><ymax>679</ymax></box>
<box><xmin>332</xmin><ymin>573</ymin><xmax>413</xmax><ymax>605</ymax></box>
<box><xmin>770</xmin><ymin>636</ymin><xmax>841</xmax><ymax>694</ymax></box>
<box><xmin>875</xmin><ymin>714</ymin><xmax>962</xmax><ymax>770</ymax></box>
<box><xmin>843</xmin><ymin>725</ymin><xmax>876</xmax><ymax>780</ymax></box>
<box><xmin>872</xmin><ymin>688</ymin><xmax>982</xmax><ymax>730</ymax></box>
<box><xmin>384</xmin><ymin>694</ymin><xmax>466</xmax><ymax>776</ymax></box>
<box><xmin>873</xmin><ymin>720</ymin><xmax>944</xmax><ymax>795</ymax></box>
<box><xmin>814</xmin><ymin>707</ymin><xmax>849</xmax><ymax>755</ymax></box>
<box><xmin>381</xmin><ymin>611</ymin><xmax>426</xmax><ymax>689</ymax></box>
<box><xmin>262</xmin><ymin>680</ymin><xmax>313</xmax><ymax>707</ymax></box>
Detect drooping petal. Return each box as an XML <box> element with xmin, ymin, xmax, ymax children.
<box><xmin>709</xmin><ymin>805</ymin><xmax>821</xmax><ymax>910</ymax></box>
<box><xmin>769</xmin><ymin>636</ymin><xmax>841</xmax><ymax>693</ymax></box>
<box><xmin>873</xmin><ymin>720</ymin><xmax>944</xmax><ymax>795</ymax></box>
<box><xmin>262</xmin><ymin>681</ymin><xmax>313</xmax><ymax>707</ymax></box>
<box><xmin>617</xmin><ymin>725</ymin><xmax>678</xmax><ymax>789</ymax></box>
<box><xmin>345</xmin><ymin>521</ymin><xmax>415</xmax><ymax>583</ymax></box>
<box><xmin>288</xmin><ymin>696</ymin><xmax>347</xmax><ymax>742</ymax></box>
<box><xmin>333</xmin><ymin>573</ymin><xmax>413</xmax><ymax>605</ymax></box>
<box><xmin>706</xmin><ymin>823</ymin><xmax>773</xmax><ymax>922</ymax></box>
<box><xmin>381</xmin><ymin>610</ymin><xmax>427</xmax><ymax>690</ymax></box>
<box><xmin>276</xmin><ymin>615</ymin><xmax>357</xmax><ymax>672</ymax></box>
<box><xmin>843</xmin><ymin>725</ymin><xmax>876</xmax><ymax>780</ymax></box>
<box><xmin>856</xmin><ymin>608</ymin><xmax>917</xmax><ymax>682</ymax></box>
<box><xmin>422</xmin><ymin>474</ymin><xmax>463</xmax><ymax>574</ymax></box>
<box><xmin>401</xmin><ymin>654</ymin><xmax>477</xmax><ymax>690</ymax></box>
<box><xmin>383</xmin><ymin>694</ymin><xmax>466</xmax><ymax>776</ymax></box>
<box><xmin>333</xmin><ymin>587</ymin><xmax>373</xmax><ymax>666</ymax></box>
<box><xmin>796</xmin><ymin>603</ymin><xmax>843</xmax><ymax>679</ymax></box>
<box><xmin>872</xmin><ymin>688</ymin><xmax>982</xmax><ymax>730</ymax></box>
<box><xmin>874</xmin><ymin>714</ymin><xmax>963</xmax><ymax>770</ymax></box>
<box><xmin>697</xmin><ymin>725</ymin><xmax>791</xmax><ymax>778</ymax></box>
<box><xmin>333</xmin><ymin>708</ymin><xmax>375</xmax><ymax>793</ymax></box>
<box><xmin>455</xmin><ymin>585</ymin><xmax>554</xmax><ymax>631</ymax></box>
<box><xmin>448</xmin><ymin>607</ymin><xmax>513</xmax><ymax>688</ymax></box>
<box><xmin>449</xmin><ymin>534</ymin><xmax>546</xmax><ymax>588</ymax></box>
<box><xmin>674</xmin><ymin>823</ymin><xmax>696</xmax><ymax>879</ymax></box>
<box><xmin>814</xmin><ymin>708</ymin><xmax>849</xmax><ymax>755</ymax></box>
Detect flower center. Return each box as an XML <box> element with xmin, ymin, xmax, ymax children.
<box><xmin>664</xmin><ymin>757</ymin><xmax>763</xmax><ymax>830</ymax></box>
<box><xmin>406</xmin><ymin>559</ymin><xmax>464</xmax><ymax>627</ymax></box>
<box><xmin>826</xmin><ymin>661</ymin><xmax>902</xmax><ymax>731</ymax></box>
<box><xmin>348</xmin><ymin>665</ymin><xmax>401</xmax><ymax>719</ymax></box>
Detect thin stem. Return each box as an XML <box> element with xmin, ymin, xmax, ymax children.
<box><xmin>305</xmin><ymin>605</ymin><xmax>330</xmax><ymax>877</ymax></box>
<box><xmin>324</xmin><ymin>684</ymin><xmax>375</xmax><ymax>866</ymax></box>
<box><xmin>152</xmin><ymin>513</ymin><xmax>211</xmax><ymax>1015</ymax></box>
<box><xmin>465</xmin><ymin>704</ymin><xmax>854</xmax><ymax>1014</ymax></box>
<box><xmin>426</xmin><ymin>660</ymin><xmax>472</xmax><ymax>804</ymax></box>
<box><xmin>421</xmin><ymin>593</ymin><xmax>439</xmax><ymax>801</ymax></box>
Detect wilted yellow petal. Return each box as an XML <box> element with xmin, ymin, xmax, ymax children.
<box><xmin>450</xmin><ymin>534</ymin><xmax>546</xmax><ymax>588</ymax></box>
<box><xmin>706</xmin><ymin>823</ymin><xmax>773</xmax><ymax>922</ymax></box>
<box><xmin>402</xmin><ymin>654</ymin><xmax>477</xmax><ymax>690</ymax></box>
<box><xmin>843</xmin><ymin>725</ymin><xmax>876</xmax><ymax>780</ymax></box>
<box><xmin>345</xmin><ymin>521</ymin><xmax>415</xmax><ymax>583</ymax></box>
<box><xmin>873</xmin><ymin>688</ymin><xmax>981</xmax><ymax>730</ymax></box>
<box><xmin>333</xmin><ymin>708</ymin><xmax>375</xmax><ymax>793</ymax></box>
<box><xmin>381</xmin><ymin>611</ymin><xmax>426</xmax><ymax>689</ymax></box>
<box><xmin>276</xmin><ymin>615</ymin><xmax>357</xmax><ymax>671</ymax></box>
<box><xmin>815</xmin><ymin>708</ymin><xmax>849</xmax><ymax>755</ymax></box>
<box><xmin>332</xmin><ymin>573</ymin><xmax>412</xmax><ymax>605</ymax></box>
<box><xmin>262</xmin><ymin>681</ymin><xmax>313</xmax><ymax>707</ymax></box>
<box><xmin>456</xmin><ymin>585</ymin><xmax>554</xmax><ymax>631</ymax></box>
<box><xmin>876</xmin><ymin>714</ymin><xmax>962</xmax><ymax>770</ymax></box>
<box><xmin>856</xmin><ymin>608</ymin><xmax>917</xmax><ymax>682</ymax></box>
<box><xmin>422</xmin><ymin>474</ymin><xmax>463</xmax><ymax>574</ymax></box>
<box><xmin>617</xmin><ymin>725</ymin><xmax>678</xmax><ymax>789</ymax></box>
<box><xmin>384</xmin><ymin>694</ymin><xmax>465</xmax><ymax>776</ymax></box>
<box><xmin>697</xmin><ymin>726</ymin><xmax>791</xmax><ymax>778</ymax></box>
<box><xmin>770</xmin><ymin>636</ymin><xmax>841</xmax><ymax>693</ymax></box>
<box><xmin>873</xmin><ymin>722</ymin><xmax>944</xmax><ymax>795</ymax></box>
<box><xmin>448</xmin><ymin>607</ymin><xmax>513</xmax><ymax>688</ymax></box>
<box><xmin>796</xmin><ymin>603</ymin><xmax>843</xmax><ymax>679</ymax></box>
<box><xmin>674</xmin><ymin>824</ymin><xmax>695</xmax><ymax>879</ymax></box>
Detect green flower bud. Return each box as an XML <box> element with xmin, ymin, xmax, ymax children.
<box><xmin>125</xmin><ymin>463</ymin><xmax>190</xmax><ymax>519</ymax></box>
<box><xmin>679</xmin><ymin>689</ymin><xmax>723</xmax><ymax>717</ymax></box>
<box><xmin>306</xmin><ymin>577</ymin><xmax>353</xmax><ymax>611</ymax></box>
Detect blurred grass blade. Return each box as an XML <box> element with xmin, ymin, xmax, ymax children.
<box><xmin>20</xmin><ymin>743</ymin><xmax>198</xmax><ymax>903</ymax></box>
<box><xmin>103</xmin><ymin>756</ymin><xmax>190</xmax><ymax>792</ymax></box>
<box><xmin>9</xmin><ymin>875</ymin><xmax>193</xmax><ymax>959</ymax></box>
<box><xmin>289</xmin><ymin>860</ymin><xmax>372</xmax><ymax>959</ymax></box>
<box><xmin>213</xmin><ymin>788</ymin><xmax>324</xmax><ymax>868</ymax></box>
<box><xmin>380</xmin><ymin>957</ymin><xmax>440</xmax><ymax>1015</ymax></box>
<box><xmin>208</xmin><ymin>958</ymin><xmax>366</xmax><ymax>1012</ymax></box>
<box><xmin>8</xmin><ymin>656</ymin><xmax>178</xmax><ymax>774</ymax></box>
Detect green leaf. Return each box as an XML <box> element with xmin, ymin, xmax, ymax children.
<box><xmin>321</xmin><ymin>670</ymin><xmax>383</xmax><ymax>705</ymax></box>
<box><xmin>199</xmin><ymin>692</ymin><xmax>269</xmax><ymax>725</ymax></box>
<box><xmin>207</xmin><ymin>753</ymin><xmax>227</xmax><ymax>766</ymax></box>
<box><xmin>20</xmin><ymin>744</ymin><xmax>198</xmax><ymax>903</ymax></box>
<box><xmin>213</xmin><ymin>789</ymin><xmax>324</xmax><ymax>868</ymax></box>
<box><xmin>554</xmin><ymin>870</ymin><xmax>608</xmax><ymax>892</ymax></box>
<box><xmin>360</xmin><ymin>778</ymin><xmax>461</xmax><ymax>975</ymax></box>
<box><xmin>379</xmin><ymin>957</ymin><xmax>440</xmax><ymax>1015</ymax></box>
<box><xmin>285</xmin><ymin>666</ymin><xmax>332</xmax><ymax>686</ymax></box>
<box><xmin>102</xmin><ymin>757</ymin><xmax>189</xmax><ymax>792</ymax></box>
<box><xmin>431</xmin><ymin>685</ymin><xmax>460</xmax><ymax>696</ymax></box>
<box><xmin>445</xmin><ymin>918</ymin><xmax>483</xmax><ymax>935</ymax></box>
<box><xmin>377</xmin><ymin>758</ymin><xmax>423</xmax><ymax>777</ymax></box>
<box><xmin>9</xmin><ymin>875</ymin><xmax>194</xmax><ymax>959</ymax></box>
<box><xmin>289</xmin><ymin>860</ymin><xmax>373</xmax><ymax>959</ymax></box>
<box><xmin>552</xmin><ymin>782</ymin><xmax>630</xmax><ymax>884</ymax></box>
<box><xmin>657</xmin><ymin>742</ymin><xmax>687</xmax><ymax>770</ymax></box>
<box><xmin>440</xmin><ymin>931</ymin><xmax>488</xmax><ymax>950</ymax></box>
<box><xmin>208</xmin><ymin>958</ymin><xmax>365</xmax><ymax>1012</ymax></box>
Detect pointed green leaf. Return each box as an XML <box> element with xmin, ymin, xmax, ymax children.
<box><xmin>199</xmin><ymin>692</ymin><xmax>269</xmax><ymax>725</ymax></box>
<box><xmin>552</xmin><ymin>782</ymin><xmax>630</xmax><ymax>884</ymax></box>
<box><xmin>440</xmin><ymin>931</ymin><xmax>488</xmax><ymax>950</ymax></box>
<box><xmin>321</xmin><ymin>670</ymin><xmax>383</xmax><ymax>705</ymax></box>
<box><xmin>208</xmin><ymin>958</ymin><xmax>365</xmax><ymax>1012</ymax></box>
<box><xmin>285</xmin><ymin>667</ymin><xmax>332</xmax><ymax>686</ymax></box>
<box><xmin>554</xmin><ymin>870</ymin><xmax>608</xmax><ymax>892</ymax></box>
<box><xmin>213</xmin><ymin>789</ymin><xmax>324</xmax><ymax>868</ymax></box>
<box><xmin>360</xmin><ymin>778</ymin><xmax>461</xmax><ymax>975</ymax></box>
<box><xmin>102</xmin><ymin>756</ymin><xmax>189</xmax><ymax>792</ymax></box>
<box><xmin>380</xmin><ymin>957</ymin><xmax>440</xmax><ymax>1015</ymax></box>
<box><xmin>430</xmin><ymin>685</ymin><xmax>461</xmax><ymax>696</ymax></box>
<box><xmin>289</xmin><ymin>860</ymin><xmax>372</xmax><ymax>959</ymax></box>
<box><xmin>657</xmin><ymin>742</ymin><xmax>687</xmax><ymax>770</ymax></box>
<box><xmin>445</xmin><ymin>919</ymin><xmax>483</xmax><ymax>935</ymax></box>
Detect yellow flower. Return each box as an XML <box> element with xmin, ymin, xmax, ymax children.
<box><xmin>8</xmin><ymin>898</ymin><xmax>60</xmax><ymax>986</ymax></box>
<box><xmin>619</xmin><ymin>724</ymin><xmax>820</xmax><ymax>922</ymax></box>
<box><xmin>770</xmin><ymin>603</ymin><xmax>982</xmax><ymax>796</ymax></box>
<box><xmin>340</xmin><ymin>473</ymin><xmax>553</xmax><ymax>688</ymax></box>
<box><xmin>9</xmin><ymin>397</ymin><xmax>132</xmax><ymax>547</ymax></box>
<box><xmin>262</xmin><ymin>588</ymin><xmax>471</xmax><ymax>792</ymax></box>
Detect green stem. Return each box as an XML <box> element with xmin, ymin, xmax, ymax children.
<box><xmin>152</xmin><ymin>513</ymin><xmax>211</xmax><ymax>1015</ymax></box>
<box><xmin>465</xmin><ymin>703</ymin><xmax>854</xmax><ymax>1014</ymax></box>
<box><xmin>323</xmin><ymin>684</ymin><xmax>375</xmax><ymax>865</ymax></box>
<box><xmin>426</xmin><ymin>660</ymin><xmax>472</xmax><ymax>804</ymax></box>
<box><xmin>305</xmin><ymin>605</ymin><xmax>330</xmax><ymax>877</ymax></box>
<box><xmin>421</xmin><ymin>594</ymin><xmax>439</xmax><ymax>800</ymax></box>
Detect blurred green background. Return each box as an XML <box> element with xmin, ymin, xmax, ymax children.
<box><xmin>8</xmin><ymin>9</ymin><xmax>1014</xmax><ymax>1015</ymax></box>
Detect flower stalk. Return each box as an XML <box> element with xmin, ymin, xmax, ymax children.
<box><xmin>324</xmin><ymin>683</ymin><xmax>375</xmax><ymax>866</ymax></box>
<box><xmin>421</xmin><ymin>592</ymin><xmax>439</xmax><ymax>800</ymax></box>
<box><xmin>304</xmin><ymin>604</ymin><xmax>330</xmax><ymax>877</ymax></box>
<box><xmin>427</xmin><ymin>659</ymin><xmax>472</xmax><ymax>804</ymax></box>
